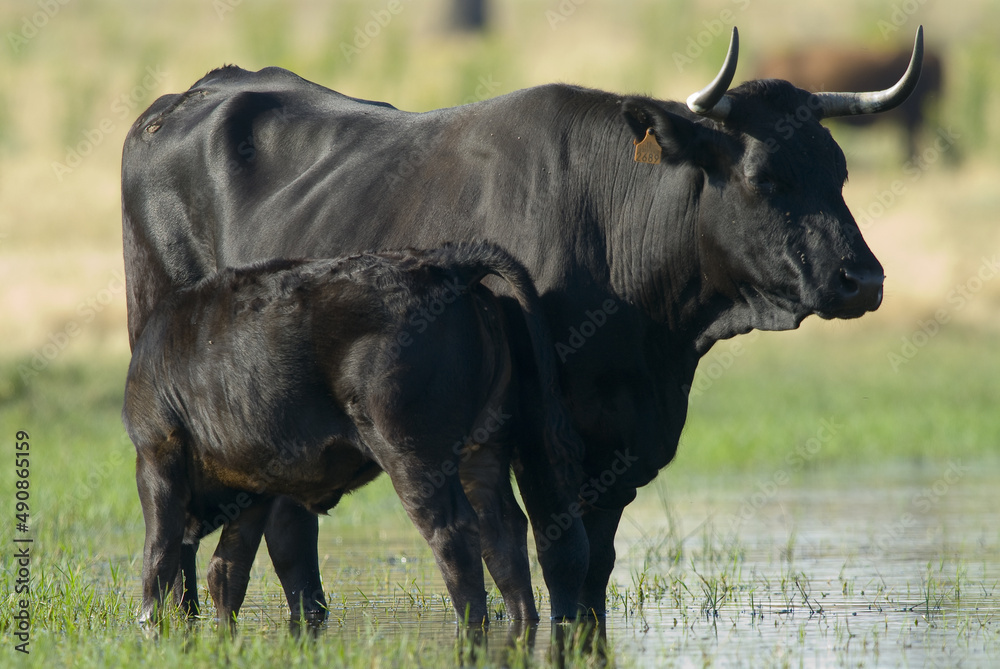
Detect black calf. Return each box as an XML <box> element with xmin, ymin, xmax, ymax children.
<box><xmin>123</xmin><ymin>242</ymin><xmax>587</xmax><ymax>625</ymax></box>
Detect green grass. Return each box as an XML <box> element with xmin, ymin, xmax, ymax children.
<box><xmin>1</xmin><ymin>326</ymin><xmax>997</xmax><ymax>666</ymax></box>
<box><xmin>677</xmin><ymin>321</ymin><xmax>1000</xmax><ymax>472</ymax></box>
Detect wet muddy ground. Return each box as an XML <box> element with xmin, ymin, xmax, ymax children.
<box><xmin>204</xmin><ymin>460</ymin><xmax>1000</xmax><ymax>666</ymax></box>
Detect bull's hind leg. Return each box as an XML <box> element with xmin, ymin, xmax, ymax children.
<box><xmin>460</xmin><ymin>448</ymin><xmax>538</xmax><ymax>621</ymax></box>
<box><xmin>135</xmin><ymin>444</ymin><xmax>189</xmax><ymax>624</ymax></box>
<box><xmin>264</xmin><ymin>497</ymin><xmax>328</xmax><ymax>622</ymax></box>
<box><xmin>207</xmin><ymin>500</ymin><xmax>270</xmax><ymax>624</ymax></box>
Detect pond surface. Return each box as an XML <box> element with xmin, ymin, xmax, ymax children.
<box><xmin>229</xmin><ymin>460</ymin><xmax>1000</xmax><ymax>667</ymax></box>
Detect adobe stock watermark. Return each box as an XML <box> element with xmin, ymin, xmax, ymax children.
<box><xmin>340</xmin><ymin>0</ymin><xmax>411</xmax><ymax>63</ymax></box>
<box><xmin>7</xmin><ymin>0</ymin><xmax>74</xmax><ymax>54</ymax></box>
<box><xmin>545</xmin><ymin>0</ymin><xmax>587</xmax><ymax>31</ymax></box>
<box><xmin>384</xmin><ymin>276</ymin><xmax>472</xmax><ymax>361</ymax></box>
<box><xmin>178</xmin><ymin>104</ymin><xmax>292</xmax><ymax>221</ymax></box>
<box><xmin>684</xmin><ymin>330</ymin><xmax>761</xmax><ymax>399</ymax></box>
<box><xmin>417</xmin><ymin>406</ymin><xmax>512</xmax><ymax>500</ymax></box>
<box><xmin>23</xmin><ymin>433</ymin><xmax>131</xmax><ymax>538</ymax></box>
<box><xmin>886</xmin><ymin>254</ymin><xmax>1000</xmax><ymax>372</ymax></box>
<box><xmin>533</xmin><ymin>447</ymin><xmax>639</xmax><ymax>552</ymax></box>
<box><xmin>871</xmin><ymin>459</ymin><xmax>970</xmax><ymax>553</ymax></box>
<box><xmin>66</xmin><ymin>442</ymin><xmax>127</xmax><ymax>506</ymax></box>
<box><xmin>17</xmin><ymin>269</ymin><xmax>126</xmax><ymax>382</ymax></box>
<box><xmin>877</xmin><ymin>0</ymin><xmax>928</xmax><ymax>40</ymax></box>
<box><xmin>555</xmin><ymin>298</ymin><xmax>619</xmax><ymax>363</ymax></box>
<box><xmin>767</xmin><ymin>94</ymin><xmax>826</xmax><ymax>154</ymax></box>
<box><xmin>12</xmin><ymin>430</ymin><xmax>31</xmax><ymax>654</ymax></box>
<box><xmin>854</xmin><ymin>126</ymin><xmax>961</xmax><ymax>232</ymax></box>
<box><xmin>383</xmin><ymin>75</ymin><xmax>501</xmax><ymax>190</ymax></box>
<box><xmin>52</xmin><ymin>65</ymin><xmax>168</xmax><ymax>181</ymax></box>
<box><xmin>729</xmin><ymin>417</ymin><xmax>841</xmax><ymax>528</ymax></box>
<box><xmin>198</xmin><ymin>493</ymin><xmax>254</xmax><ymax>536</ymax></box>
<box><xmin>213</xmin><ymin>0</ymin><xmax>243</xmax><ymax>20</ymax></box>
<box><xmin>672</xmin><ymin>0</ymin><xmax>751</xmax><ymax>73</ymax></box>
<box><xmin>249</xmin><ymin>434</ymin><xmax>345</xmax><ymax>494</ymax></box>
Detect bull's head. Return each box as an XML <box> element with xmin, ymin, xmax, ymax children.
<box><xmin>622</xmin><ymin>27</ymin><xmax>922</xmax><ymax>339</ymax></box>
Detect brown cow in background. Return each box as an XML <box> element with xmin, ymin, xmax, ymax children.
<box><xmin>757</xmin><ymin>44</ymin><xmax>943</xmax><ymax>159</ymax></box>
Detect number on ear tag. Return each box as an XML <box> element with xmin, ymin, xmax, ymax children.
<box><xmin>633</xmin><ymin>128</ymin><xmax>662</xmax><ymax>165</ymax></box>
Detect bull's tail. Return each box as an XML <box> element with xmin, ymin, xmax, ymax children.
<box><xmin>420</xmin><ymin>241</ymin><xmax>585</xmax><ymax>498</ymax></box>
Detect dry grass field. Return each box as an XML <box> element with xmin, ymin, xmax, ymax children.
<box><xmin>2</xmin><ymin>0</ymin><xmax>999</xmax><ymax>357</ymax></box>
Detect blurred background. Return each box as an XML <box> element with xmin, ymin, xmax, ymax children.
<box><xmin>2</xmin><ymin>6</ymin><xmax>997</xmax><ymax>661</ymax></box>
<box><xmin>2</xmin><ymin>0</ymin><xmax>999</xmax><ymax>468</ymax></box>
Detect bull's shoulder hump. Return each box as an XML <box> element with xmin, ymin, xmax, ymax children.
<box><xmin>530</xmin><ymin>82</ymin><xmax>621</xmax><ymax>102</ymax></box>
<box><xmin>476</xmin><ymin>82</ymin><xmax>626</xmax><ymax>121</ymax></box>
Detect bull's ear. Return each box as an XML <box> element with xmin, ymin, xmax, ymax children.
<box><xmin>621</xmin><ymin>97</ymin><xmax>711</xmax><ymax>165</ymax></box>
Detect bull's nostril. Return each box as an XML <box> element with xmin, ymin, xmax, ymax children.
<box><xmin>839</xmin><ymin>269</ymin><xmax>861</xmax><ymax>297</ymax></box>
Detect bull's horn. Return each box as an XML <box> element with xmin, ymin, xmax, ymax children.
<box><xmin>686</xmin><ymin>26</ymin><xmax>739</xmax><ymax>121</ymax></box>
<box><xmin>816</xmin><ymin>25</ymin><xmax>924</xmax><ymax>118</ymax></box>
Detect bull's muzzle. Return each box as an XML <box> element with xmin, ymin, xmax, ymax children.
<box><xmin>834</xmin><ymin>267</ymin><xmax>884</xmax><ymax>316</ymax></box>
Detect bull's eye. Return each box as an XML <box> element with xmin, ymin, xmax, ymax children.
<box><xmin>749</xmin><ymin>175</ymin><xmax>778</xmax><ymax>196</ymax></box>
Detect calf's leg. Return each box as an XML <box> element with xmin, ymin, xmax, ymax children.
<box><xmin>175</xmin><ymin>543</ymin><xmax>200</xmax><ymax>617</ymax></box>
<box><xmin>383</xmin><ymin>453</ymin><xmax>488</xmax><ymax>625</ymax></box>
<box><xmin>264</xmin><ymin>496</ymin><xmax>328</xmax><ymax>622</ymax></box>
<box><xmin>460</xmin><ymin>448</ymin><xmax>538</xmax><ymax>621</ymax></box>
<box><xmin>135</xmin><ymin>445</ymin><xmax>189</xmax><ymax>624</ymax></box>
<box><xmin>207</xmin><ymin>501</ymin><xmax>270</xmax><ymax>624</ymax></box>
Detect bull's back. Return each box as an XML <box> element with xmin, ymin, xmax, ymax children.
<box><xmin>122</xmin><ymin>72</ymin><xmax>587</xmax><ymax>346</ymax></box>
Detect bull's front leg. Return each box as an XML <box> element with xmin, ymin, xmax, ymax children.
<box><xmin>578</xmin><ymin>505</ymin><xmax>624</xmax><ymax>616</ymax></box>
<box><xmin>263</xmin><ymin>496</ymin><xmax>328</xmax><ymax>622</ymax></box>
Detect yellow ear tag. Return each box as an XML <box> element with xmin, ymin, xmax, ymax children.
<box><xmin>633</xmin><ymin>128</ymin><xmax>662</xmax><ymax>164</ymax></box>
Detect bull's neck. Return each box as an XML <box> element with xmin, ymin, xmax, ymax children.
<box><xmin>574</xmin><ymin>115</ymin><xmax>713</xmax><ymax>352</ymax></box>
<box><xmin>505</xmin><ymin>87</ymin><xmax>741</xmax><ymax>357</ymax></box>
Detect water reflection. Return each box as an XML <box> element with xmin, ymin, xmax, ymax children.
<box><xmin>260</xmin><ymin>607</ymin><xmax>610</xmax><ymax>667</ymax></box>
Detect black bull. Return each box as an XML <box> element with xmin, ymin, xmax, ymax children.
<box><xmin>123</xmin><ymin>243</ymin><xmax>587</xmax><ymax>625</ymax></box>
<box><xmin>121</xmin><ymin>27</ymin><xmax>922</xmax><ymax>620</ymax></box>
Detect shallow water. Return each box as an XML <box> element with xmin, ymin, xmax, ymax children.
<box><xmin>607</xmin><ymin>461</ymin><xmax>1000</xmax><ymax>667</ymax></box>
<box><xmin>225</xmin><ymin>460</ymin><xmax>1000</xmax><ymax>666</ymax></box>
